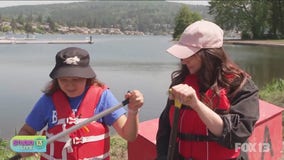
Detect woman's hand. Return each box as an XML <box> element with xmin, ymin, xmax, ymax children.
<box><xmin>170</xmin><ymin>84</ymin><xmax>224</xmax><ymax>136</ymax></box>
<box><xmin>125</xmin><ymin>90</ymin><xmax>144</xmax><ymax>114</ymax></box>
<box><xmin>170</xmin><ymin>84</ymin><xmax>199</xmax><ymax>110</ymax></box>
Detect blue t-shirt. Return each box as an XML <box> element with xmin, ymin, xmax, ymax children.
<box><xmin>26</xmin><ymin>89</ymin><xmax>126</xmax><ymax>131</ymax></box>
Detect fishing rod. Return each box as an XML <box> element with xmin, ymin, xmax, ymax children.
<box><xmin>8</xmin><ymin>99</ymin><xmax>129</xmax><ymax>160</ymax></box>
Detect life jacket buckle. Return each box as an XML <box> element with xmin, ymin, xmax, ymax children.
<box><xmin>72</xmin><ymin>137</ymin><xmax>86</xmax><ymax>144</ymax></box>
<box><xmin>66</xmin><ymin>117</ymin><xmax>78</xmax><ymax>125</ymax></box>
<box><xmin>195</xmin><ymin>135</ymin><xmax>200</xmax><ymax>141</ymax></box>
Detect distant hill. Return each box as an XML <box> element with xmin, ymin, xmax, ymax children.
<box><xmin>0</xmin><ymin>1</ymin><xmax>212</xmax><ymax>35</ymax></box>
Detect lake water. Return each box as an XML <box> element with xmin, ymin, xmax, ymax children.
<box><xmin>1</xmin><ymin>34</ymin><xmax>284</xmax><ymax>139</ymax></box>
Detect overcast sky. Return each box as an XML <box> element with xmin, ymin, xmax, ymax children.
<box><xmin>0</xmin><ymin>1</ymin><xmax>82</xmax><ymax>8</ymax></box>
<box><xmin>168</xmin><ymin>1</ymin><xmax>209</xmax><ymax>5</ymax></box>
<box><xmin>0</xmin><ymin>0</ymin><xmax>209</xmax><ymax>8</ymax></box>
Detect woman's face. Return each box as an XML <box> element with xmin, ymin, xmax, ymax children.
<box><xmin>181</xmin><ymin>52</ymin><xmax>202</xmax><ymax>74</ymax></box>
<box><xmin>57</xmin><ymin>77</ymin><xmax>87</xmax><ymax>97</ymax></box>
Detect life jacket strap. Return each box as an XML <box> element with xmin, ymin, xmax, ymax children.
<box><xmin>178</xmin><ymin>133</ymin><xmax>218</xmax><ymax>142</ymax></box>
<box><xmin>178</xmin><ymin>154</ymin><xmax>194</xmax><ymax>160</ymax></box>
<box><xmin>72</xmin><ymin>133</ymin><xmax>110</xmax><ymax>145</ymax></box>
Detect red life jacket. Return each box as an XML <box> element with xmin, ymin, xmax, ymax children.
<box><xmin>169</xmin><ymin>75</ymin><xmax>240</xmax><ymax>160</ymax></box>
<box><xmin>41</xmin><ymin>85</ymin><xmax>110</xmax><ymax>160</ymax></box>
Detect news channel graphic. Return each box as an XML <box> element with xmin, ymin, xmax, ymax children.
<box><xmin>10</xmin><ymin>136</ymin><xmax>47</xmax><ymax>152</ymax></box>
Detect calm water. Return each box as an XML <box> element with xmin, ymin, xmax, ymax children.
<box><xmin>0</xmin><ymin>34</ymin><xmax>283</xmax><ymax>139</ymax></box>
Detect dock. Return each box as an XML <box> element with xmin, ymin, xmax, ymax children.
<box><xmin>0</xmin><ymin>37</ymin><xmax>94</xmax><ymax>44</ymax></box>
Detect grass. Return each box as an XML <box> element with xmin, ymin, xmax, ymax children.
<box><xmin>259</xmin><ymin>78</ymin><xmax>284</xmax><ymax>108</ymax></box>
<box><xmin>110</xmin><ymin>134</ymin><xmax>128</xmax><ymax>160</ymax></box>
<box><xmin>0</xmin><ymin>138</ymin><xmax>14</xmax><ymax>160</ymax></box>
<box><xmin>0</xmin><ymin>135</ymin><xmax>127</xmax><ymax>160</ymax></box>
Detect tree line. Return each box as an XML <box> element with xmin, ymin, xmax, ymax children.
<box><xmin>209</xmin><ymin>0</ymin><xmax>284</xmax><ymax>39</ymax></box>
<box><xmin>171</xmin><ymin>1</ymin><xmax>284</xmax><ymax>40</ymax></box>
<box><xmin>1</xmin><ymin>1</ymin><xmax>282</xmax><ymax>39</ymax></box>
<box><xmin>0</xmin><ymin>1</ymin><xmax>210</xmax><ymax>35</ymax></box>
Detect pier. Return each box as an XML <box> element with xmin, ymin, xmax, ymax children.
<box><xmin>0</xmin><ymin>37</ymin><xmax>94</xmax><ymax>44</ymax></box>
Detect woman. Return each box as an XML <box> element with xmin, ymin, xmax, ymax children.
<box><xmin>18</xmin><ymin>47</ymin><xmax>144</xmax><ymax>159</ymax></box>
<box><xmin>156</xmin><ymin>20</ymin><xmax>259</xmax><ymax>160</ymax></box>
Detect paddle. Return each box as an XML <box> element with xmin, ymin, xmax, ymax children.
<box><xmin>8</xmin><ymin>99</ymin><xmax>129</xmax><ymax>160</ymax></box>
<box><xmin>167</xmin><ymin>89</ymin><xmax>182</xmax><ymax>160</ymax></box>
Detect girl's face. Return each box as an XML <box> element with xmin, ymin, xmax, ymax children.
<box><xmin>57</xmin><ymin>77</ymin><xmax>87</xmax><ymax>97</ymax></box>
<box><xmin>181</xmin><ymin>53</ymin><xmax>202</xmax><ymax>74</ymax></box>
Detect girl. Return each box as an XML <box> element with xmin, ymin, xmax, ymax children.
<box><xmin>18</xmin><ymin>47</ymin><xmax>144</xmax><ymax>159</ymax></box>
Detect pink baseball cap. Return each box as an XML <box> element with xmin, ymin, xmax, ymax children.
<box><xmin>167</xmin><ymin>20</ymin><xmax>224</xmax><ymax>59</ymax></box>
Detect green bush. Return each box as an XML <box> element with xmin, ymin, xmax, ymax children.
<box><xmin>259</xmin><ymin>78</ymin><xmax>284</xmax><ymax>107</ymax></box>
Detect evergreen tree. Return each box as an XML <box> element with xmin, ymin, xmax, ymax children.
<box><xmin>10</xmin><ymin>18</ymin><xmax>17</xmax><ymax>33</ymax></box>
<box><xmin>172</xmin><ymin>5</ymin><xmax>201</xmax><ymax>40</ymax></box>
<box><xmin>17</xmin><ymin>13</ymin><xmax>25</xmax><ymax>25</ymax></box>
<box><xmin>47</xmin><ymin>16</ymin><xmax>57</xmax><ymax>32</ymax></box>
<box><xmin>37</xmin><ymin>15</ymin><xmax>43</xmax><ymax>23</ymax></box>
<box><xmin>24</xmin><ymin>22</ymin><xmax>33</xmax><ymax>37</ymax></box>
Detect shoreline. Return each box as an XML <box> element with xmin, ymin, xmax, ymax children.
<box><xmin>224</xmin><ymin>39</ymin><xmax>284</xmax><ymax>47</ymax></box>
<box><xmin>1</xmin><ymin>35</ymin><xmax>284</xmax><ymax>46</ymax></box>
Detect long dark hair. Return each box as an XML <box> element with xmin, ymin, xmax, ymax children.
<box><xmin>171</xmin><ymin>47</ymin><xmax>249</xmax><ymax>99</ymax></box>
<box><xmin>42</xmin><ymin>78</ymin><xmax>105</xmax><ymax>96</ymax></box>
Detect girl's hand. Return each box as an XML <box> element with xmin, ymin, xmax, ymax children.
<box><xmin>125</xmin><ymin>90</ymin><xmax>144</xmax><ymax>114</ymax></box>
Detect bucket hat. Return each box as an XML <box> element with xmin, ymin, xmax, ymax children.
<box><xmin>49</xmin><ymin>47</ymin><xmax>96</xmax><ymax>79</ymax></box>
<box><xmin>167</xmin><ymin>20</ymin><xmax>224</xmax><ymax>59</ymax></box>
